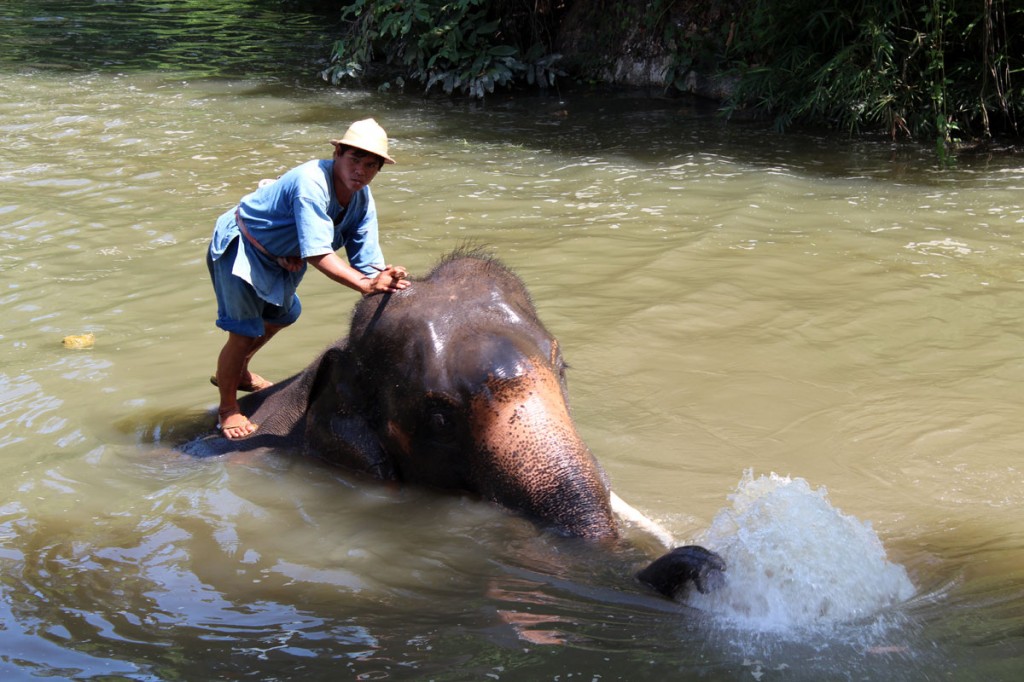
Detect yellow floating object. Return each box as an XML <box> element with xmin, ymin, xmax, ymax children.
<box><xmin>62</xmin><ymin>333</ymin><xmax>95</xmax><ymax>349</ymax></box>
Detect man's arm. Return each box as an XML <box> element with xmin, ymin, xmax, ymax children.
<box><xmin>307</xmin><ymin>252</ymin><xmax>408</xmax><ymax>295</ymax></box>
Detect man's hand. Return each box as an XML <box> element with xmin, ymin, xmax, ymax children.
<box><xmin>366</xmin><ymin>264</ymin><xmax>409</xmax><ymax>293</ymax></box>
<box><xmin>307</xmin><ymin>252</ymin><xmax>409</xmax><ymax>296</ymax></box>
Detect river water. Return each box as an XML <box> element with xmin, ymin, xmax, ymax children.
<box><xmin>2</xmin><ymin>1</ymin><xmax>1022</xmax><ymax>680</ymax></box>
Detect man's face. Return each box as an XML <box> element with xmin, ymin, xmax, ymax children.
<box><xmin>335</xmin><ymin>148</ymin><xmax>382</xmax><ymax>194</ymax></box>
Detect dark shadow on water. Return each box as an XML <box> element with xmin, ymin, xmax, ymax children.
<box><xmin>5</xmin><ymin>0</ymin><xmax>1018</xmax><ymax>183</ymax></box>
<box><xmin>0</xmin><ymin>0</ymin><xmax>341</xmax><ymax>83</ymax></box>
<box><xmin>382</xmin><ymin>86</ymin><xmax>976</xmax><ymax>182</ymax></box>
<box><xmin>113</xmin><ymin>406</ymin><xmax>217</xmax><ymax>449</ymax></box>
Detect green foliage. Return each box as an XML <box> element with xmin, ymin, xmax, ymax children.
<box><xmin>321</xmin><ymin>0</ymin><xmax>564</xmax><ymax>99</ymax></box>
<box><xmin>674</xmin><ymin>0</ymin><xmax>1022</xmax><ymax>148</ymax></box>
<box><xmin>649</xmin><ymin>0</ymin><xmax>737</xmax><ymax>93</ymax></box>
<box><xmin>323</xmin><ymin>0</ymin><xmax>1022</xmax><ymax>147</ymax></box>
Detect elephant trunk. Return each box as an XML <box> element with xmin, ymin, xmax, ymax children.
<box><xmin>468</xmin><ymin>364</ymin><xmax>617</xmax><ymax>540</ymax></box>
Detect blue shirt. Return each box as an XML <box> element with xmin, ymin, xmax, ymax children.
<box><xmin>209</xmin><ymin>159</ymin><xmax>385</xmax><ymax>307</ymax></box>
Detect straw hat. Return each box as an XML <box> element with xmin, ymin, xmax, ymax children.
<box><xmin>330</xmin><ymin>118</ymin><xmax>395</xmax><ymax>164</ymax></box>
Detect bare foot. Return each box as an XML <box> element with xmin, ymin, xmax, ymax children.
<box><xmin>217</xmin><ymin>408</ymin><xmax>259</xmax><ymax>440</ymax></box>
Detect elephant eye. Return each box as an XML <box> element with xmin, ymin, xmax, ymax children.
<box><xmin>427</xmin><ymin>410</ymin><xmax>457</xmax><ymax>444</ymax></box>
<box><xmin>423</xmin><ymin>396</ymin><xmax>458</xmax><ymax>442</ymax></box>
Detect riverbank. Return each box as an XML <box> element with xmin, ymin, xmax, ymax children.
<box><xmin>333</xmin><ymin>0</ymin><xmax>1022</xmax><ymax>149</ymax></box>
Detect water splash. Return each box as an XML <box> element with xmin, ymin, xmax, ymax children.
<box><xmin>686</xmin><ymin>470</ymin><xmax>915</xmax><ymax>633</ymax></box>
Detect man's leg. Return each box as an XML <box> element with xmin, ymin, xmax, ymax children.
<box><xmin>216</xmin><ymin>331</ymin><xmax>263</xmax><ymax>439</ymax></box>
<box><xmin>236</xmin><ymin>322</ymin><xmax>286</xmax><ymax>390</ymax></box>
<box><xmin>207</xmin><ymin>239</ymin><xmax>301</xmax><ymax>439</ymax></box>
<box><xmin>216</xmin><ymin>322</ymin><xmax>290</xmax><ymax>439</ymax></box>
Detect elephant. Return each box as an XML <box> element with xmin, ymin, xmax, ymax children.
<box><xmin>184</xmin><ymin>247</ymin><xmax>725</xmax><ymax>600</ymax></box>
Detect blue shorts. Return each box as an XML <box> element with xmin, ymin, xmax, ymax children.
<box><xmin>207</xmin><ymin>238</ymin><xmax>301</xmax><ymax>338</ymax></box>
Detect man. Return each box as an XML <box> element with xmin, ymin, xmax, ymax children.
<box><xmin>206</xmin><ymin>118</ymin><xmax>409</xmax><ymax>439</ymax></box>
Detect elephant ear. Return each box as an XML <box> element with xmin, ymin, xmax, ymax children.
<box><xmin>304</xmin><ymin>346</ymin><xmax>395</xmax><ymax>480</ymax></box>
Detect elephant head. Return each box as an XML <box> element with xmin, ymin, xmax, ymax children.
<box><xmin>185</xmin><ymin>248</ymin><xmax>723</xmax><ymax>598</ymax></box>
<box><xmin>313</xmin><ymin>250</ymin><xmax>616</xmax><ymax>539</ymax></box>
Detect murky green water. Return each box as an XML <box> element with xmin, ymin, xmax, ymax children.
<box><xmin>2</xmin><ymin>1</ymin><xmax>1023</xmax><ymax>680</ymax></box>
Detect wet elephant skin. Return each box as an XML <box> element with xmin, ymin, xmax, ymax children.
<box><xmin>183</xmin><ymin>248</ymin><xmax>724</xmax><ymax>599</ymax></box>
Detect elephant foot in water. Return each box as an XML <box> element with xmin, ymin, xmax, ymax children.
<box><xmin>637</xmin><ymin>545</ymin><xmax>727</xmax><ymax>600</ymax></box>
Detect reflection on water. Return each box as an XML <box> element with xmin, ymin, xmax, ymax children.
<box><xmin>2</xmin><ymin>0</ymin><xmax>1024</xmax><ymax>680</ymax></box>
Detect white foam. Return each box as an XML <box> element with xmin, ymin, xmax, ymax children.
<box><xmin>686</xmin><ymin>470</ymin><xmax>915</xmax><ymax>632</ymax></box>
